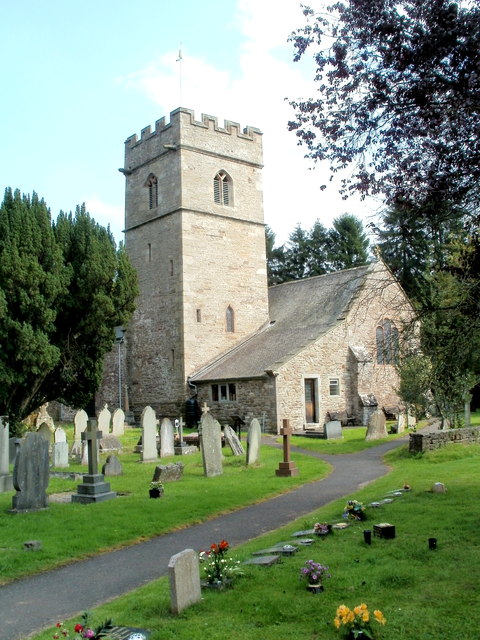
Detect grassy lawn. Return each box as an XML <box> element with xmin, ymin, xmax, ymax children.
<box><xmin>30</xmin><ymin>440</ymin><xmax>480</xmax><ymax>640</ymax></box>
<box><xmin>0</xmin><ymin>426</ymin><xmax>329</xmax><ymax>584</ymax></box>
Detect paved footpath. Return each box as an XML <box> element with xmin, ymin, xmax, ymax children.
<box><xmin>0</xmin><ymin>434</ymin><xmax>413</xmax><ymax>640</ymax></box>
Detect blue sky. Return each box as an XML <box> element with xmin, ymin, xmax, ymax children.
<box><xmin>0</xmin><ymin>0</ymin><xmax>377</xmax><ymax>246</ymax></box>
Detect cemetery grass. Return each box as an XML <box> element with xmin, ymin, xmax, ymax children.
<box><xmin>31</xmin><ymin>442</ymin><xmax>480</xmax><ymax>640</ymax></box>
<box><xmin>0</xmin><ymin>427</ymin><xmax>328</xmax><ymax>584</ymax></box>
<box><xmin>289</xmin><ymin>424</ymin><xmax>417</xmax><ymax>454</ymax></box>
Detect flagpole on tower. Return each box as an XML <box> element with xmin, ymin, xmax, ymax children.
<box><xmin>177</xmin><ymin>44</ymin><xmax>183</xmax><ymax>106</ymax></box>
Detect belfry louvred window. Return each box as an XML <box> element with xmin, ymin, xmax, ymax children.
<box><xmin>213</xmin><ymin>170</ymin><xmax>232</xmax><ymax>206</ymax></box>
<box><xmin>146</xmin><ymin>174</ymin><xmax>158</xmax><ymax>209</ymax></box>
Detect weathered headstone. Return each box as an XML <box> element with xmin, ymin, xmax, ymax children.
<box><xmin>275</xmin><ymin>419</ymin><xmax>299</xmax><ymax>477</ymax></box>
<box><xmin>175</xmin><ymin>417</ymin><xmax>195</xmax><ymax>455</ymax></box>
<box><xmin>324</xmin><ymin>420</ymin><xmax>343</xmax><ymax>439</ymax></box>
<box><xmin>74</xmin><ymin>409</ymin><xmax>89</xmax><ymax>439</ymax></box>
<box><xmin>9</xmin><ymin>437</ymin><xmax>18</xmax><ymax>464</ymax></box>
<box><xmin>111</xmin><ymin>408</ymin><xmax>126</xmax><ymax>436</ymax></box>
<box><xmin>72</xmin><ymin>419</ymin><xmax>116</xmax><ymax>503</ymax></box>
<box><xmin>200</xmin><ymin>411</ymin><xmax>223</xmax><ymax>477</ymax></box>
<box><xmin>395</xmin><ymin>413</ymin><xmax>406</xmax><ymax>433</ymax></box>
<box><xmin>0</xmin><ymin>416</ymin><xmax>13</xmax><ymax>492</ymax></box>
<box><xmin>152</xmin><ymin>462</ymin><xmax>184</xmax><ymax>483</ymax></box>
<box><xmin>97</xmin><ymin>404</ymin><xmax>112</xmax><ymax>434</ymax></box>
<box><xmin>432</xmin><ymin>482</ymin><xmax>447</xmax><ymax>493</ymax></box>
<box><xmin>52</xmin><ymin>441</ymin><xmax>69</xmax><ymax>468</ymax></box>
<box><xmin>168</xmin><ymin>549</ymin><xmax>201</xmax><ymax>614</ymax></box>
<box><xmin>365</xmin><ymin>409</ymin><xmax>388</xmax><ymax>441</ymax></box>
<box><xmin>246</xmin><ymin>418</ymin><xmax>262</xmax><ymax>465</ymax></box>
<box><xmin>37</xmin><ymin>422</ymin><xmax>53</xmax><ymax>446</ymax></box>
<box><xmin>12</xmin><ymin>432</ymin><xmax>49</xmax><ymax>511</ymax></box>
<box><xmin>160</xmin><ymin>418</ymin><xmax>175</xmax><ymax>457</ymax></box>
<box><xmin>102</xmin><ymin>454</ymin><xmax>123</xmax><ymax>476</ymax></box>
<box><xmin>99</xmin><ymin>435</ymin><xmax>122</xmax><ymax>453</ymax></box>
<box><xmin>141</xmin><ymin>406</ymin><xmax>158</xmax><ymax>462</ymax></box>
<box><xmin>224</xmin><ymin>424</ymin><xmax>244</xmax><ymax>456</ymax></box>
<box><xmin>35</xmin><ymin>403</ymin><xmax>54</xmax><ymax>430</ymax></box>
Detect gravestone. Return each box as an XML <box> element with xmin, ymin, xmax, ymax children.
<box><xmin>54</xmin><ymin>427</ymin><xmax>67</xmax><ymax>443</ymax></box>
<box><xmin>52</xmin><ymin>441</ymin><xmax>69</xmax><ymax>468</ymax></box>
<box><xmin>175</xmin><ymin>417</ymin><xmax>194</xmax><ymax>455</ymax></box>
<box><xmin>152</xmin><ymin>462</ymin><xmax>184</xmax><ymax>483</ymax></box>
<box><xmin>168</xmin><ymin>548</ymin><xmax>201</xmax><ymax>614</ymax></box>
<box><xmin>98</xmin><ymin>404</ymin><xmax>112</xmax><ymax>434</ymax></box>
<box><xmin>394</xmin><ymin>413</ymin><xmax>406</xmax><ymax>433</ymax></box>
<box><xmin>160</xmin><ymin>418</ymin><xmax>175</xmax><ymax>457</ymax></box>
<box><xmin>72</xmin><ymin>419</ymin><xmax>116</xmax><ymax>503</ymax></box>
<box><xmin>12</xmin><ymin>432</ymin><xmax>49</xmax><ymax>511</ymax></box>
<box><xmin>111</xmin><ymin>408</ymin><xmax>126</xmax><ymax>436</ymax></box>
<box><xmin>102</xmin><ymin>454</ymin><xmax>123</xmax><ymax>476</ymax></box>
<box><xmin>37</xmin><ymin>422</ymin><xmax>53</xmax><ymax>446</ymax></box>
<box><xmin>224</xmin><ymin>425</ymin><xmax>244</xmax><ymax>456</ymax></box>
<box><xmin>9</xmin><ymin>437</ymin><xmax>19</xmax><ymax>464</ymax></box>
<box><xmin>99</xmin><ymin>435</ymin><xmax>122</xmax><ymax>453</ymax></box>
<box><xmin>365</xmin><ymin>409</ymin><xmax>388</xmax><ymax>441</ymax></box>
<box><xmin>141</xmin><ymin>406</ymin><xmax>158</xmax><ymax>462</ymax></box>
<box><xmin>35</xmin><ymin>403</ymin><xmax>54</xmax><ymax>430</ymax></box>
<box><xmin>200</xmin><ymin>411</ymin><xmax>223</xmax><ymax>477</ymax></box>
<box><xmin>246</xmin><ymin>418</ymin><xmax>262</xmax><ymax>465</ymax></box>
<box><xmin>324</xmin><ymin>420</ymin><xmax>343</xmax><ymax>439</ymax></box>
<box><xmin>71</xmin><ymin>409</ymin><xmax>88</xmax><ymax>461</ymax></box>
<box><xmin>0</xmin><ymin>416</ymin><xmax>13</xmax><ymax>492</ymax></box>
<box><xmin>275</xmin><ymin>419</ymin><xmax>299</xmax><ymax>477</ymax></box>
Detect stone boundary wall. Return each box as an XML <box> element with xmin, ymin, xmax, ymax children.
<box><xmin>409</xmin><ymin>426</ymin><xmax>480</xmax><ymax>453</ymax></box>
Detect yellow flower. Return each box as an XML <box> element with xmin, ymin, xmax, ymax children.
<box><xmin>374</xmin><ymin>610</ymin><xmax>387</xmax><ymax>625</ymax></box>
<box><xmin>334</xmin><ymin>617</ymin><xmax>341</xmax><ymax>629</ymax></box>
<box><xmin>354</xmin><ymin>605</ymin><xmax>362</xmax><ymax>616</ymax></box>
<box><xmin>362</xmin><ymin>611</ymin><xmax>370</xmax><ymax>623</ymax></box>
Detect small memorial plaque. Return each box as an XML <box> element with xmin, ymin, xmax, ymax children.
<box><xmin>374</xmin><ymin>523</ymin><xmax>396</xmax><ymax>539</ymax></box>
<box><xmin>107</xmin><ymin>626</ymin><xmax>151</xmax><ymax>640</ymax></box>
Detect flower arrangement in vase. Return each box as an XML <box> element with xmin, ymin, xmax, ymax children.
<box><xmin>333</xmin><ymin>603</ymin><xmax>386</xmax><ymax>638</ymax></box>
<box><xmin>299</xmin><ymin>559</ymin><xmax>331</xmax><ymax>593</ymax></box>
<box><xmin>53</xmin><ymin>612</ymin><xmax>113</xmax><ymax>639</ymax></box>
<box><xmin>149</xmin><ymin>480</ymin><xmax>164</xmax><ymax>498</ymax></box>
<box><xmin>313</xmin><ymin>522</ymin><xmax>331</xmax><ymax>536</ymax></box>
<box><xmin>343</xmin><ymin>500</ymin><xmax>366</xmax><ymax>521</ymax></box>
<box><xmin>199</xmin><ymin>539</ymin><xmax>243</xmax><ymax>587</ymax></box>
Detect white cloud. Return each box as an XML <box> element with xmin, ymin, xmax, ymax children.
<box><xmin>119</xmin><ymin>0</ymin><xmax>379</xmax><ymax>245</ymax></box>
<box><xmin>84</xmin><ymin>195</ymin><xmax>125</xmax><ymax>245</ymax></box>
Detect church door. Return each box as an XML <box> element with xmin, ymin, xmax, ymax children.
<box><xmin>304</xmin><ymin>378</ymin><xmax>318</xmax><ymax>424</ymax></box>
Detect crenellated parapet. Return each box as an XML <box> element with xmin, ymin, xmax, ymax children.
<box><xmin>124</xmin><ymin>107</ymin><xmax>263</xmax><ymax>170</ymax></box>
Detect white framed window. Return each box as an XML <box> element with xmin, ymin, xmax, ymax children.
<box><xmin>329</xmin><ymin>378</ymin><xmax>340</xmax><ymax>396</ymax></box>
<box><xmin>213</xmin><ymin>170</ymin><xmax>233</xmax><ymax>206</ymax></box>
<box><xmin>211</xmin><ymin>383</ymin><xmax>237</xmax><ymax>402</ymax></box>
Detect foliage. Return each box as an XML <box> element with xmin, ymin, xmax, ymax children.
<box><xmin>396</xmin><ymin>351</ymin><xmax>432</xmax><ymax>420</ymax></box>
<box><xmin>299</xmin><ymin>559</ymin><xmax>331</xmax><ymax>585</ymax></box>
<box><xmin>334</xmin><ymin>603</ymin><xmax>386</xmax><ymax>639</ymax></box>
<box><xmin>199</xmin><ymin>540</ymin><xmax>243</xmax><ymax>584</ymax></box>
<box><xmin>329</xmin><ymin>214</ymin><xmax>369</xmax><ymax>270</ymax></box>
<box><xmin>288</xmin><ymin>0</ymin><xmax>480</xmax><ymax>212</ymax></box>
<box><xmin>0</xmin><ymin>189</ymin><xmax>138</xmax><ymax>432</ymax></box>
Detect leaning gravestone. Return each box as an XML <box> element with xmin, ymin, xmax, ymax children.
<box><xmin>168</xmin><ymin>548</ymin><xmax>201</xmax><ymax>614</ymax></box>
<box><xmin>97</xmin><ymin>404</ymin><xmax>112</xmax><ymax>434</ymax></box>
<box><xmin>365</xmin><ymin>409</ymin><xmax>388</xmax><ymax>441</ymax></box>
<box><xmin>141</xmin><ymin>406</ymin><xmax>158</xmax><ymax>463</ymax></box>
<box><xmin>12</xmin><ymin>432</ymin><xmax>49</xmax><ymax>511</ymax></box>
<box><xmin>224</xmin><ymin>424</ymin><xmax>244</xmax><ymax>455</ymax></box>
<box><xmin>324</xmin><ymin>420</ymin><xmax>343</xmax><ymax>439</ymax></box>
<box><xmin>160</xmin><ymin>418</ymin><xmax>175</xmax><ymax>457</ymax></box>
<box><xmin>111</xmin><ymin>408</ymin><xmax>125</xmax><ymax>436</ymax></box>
<box><xmin>0</xmin><ymin>416</ymin><xmax>13</xmax><ymax>492</ymax></box>
<box><xmin>200</xmin><ymin>411</ymin><xmax>223</xmax><ymax>477</ymax></box>
<box><xmin>246</xmin><ymin>418</ymin><xmax>262</xmax><ymax>465</ymax></box>
<box><xmin>152</xmin><ymin>462</ymin><xmax>184</xmax><ymax>483</ymax></box>
<box><xmin>102</xmin><ymin>454</ymin><xmax>123</xmax><ymax>476</ymax></box>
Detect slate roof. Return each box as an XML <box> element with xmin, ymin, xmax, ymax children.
<box><xmin>190</xmin><ymin>264</ymin><xmax>372</xmax><ymax>382</ymax></box>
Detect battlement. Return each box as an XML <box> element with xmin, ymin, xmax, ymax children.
<box><xmin>125</xmin><ymin>107</ymin><xmax>263</xmax><ymax>149</ymax></box>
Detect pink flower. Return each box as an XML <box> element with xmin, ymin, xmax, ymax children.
<box><xmin>83</xmin><ymin>630</ymin><xmax>95</xmax><ymax>639</ymax></box>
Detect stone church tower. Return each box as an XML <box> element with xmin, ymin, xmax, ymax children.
<box><xmin>121</xmin><ymin>108</ymin><xmax>269</xmax><ymax>417</ymax></box>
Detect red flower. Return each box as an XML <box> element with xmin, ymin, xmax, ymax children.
<box><xmin>53</xmin><ymin>635</ymin><xmax>60</xmax><ymax>639</ymax></box>
<box><xmin>74</xmin><ymin>624</ymin><xmax>84</xmax><ymax>633</ymax></box>
<box><xmin>210</xmin><ymin>543</ymin><xmax>218</xmax><ymax>553</ymax></box>
<box><xmin>56</xmin><ymin>623</ymin><xmax>63</xmax><ymax>628</ymax></box>
<box><xmin>219</xmin><ymin>540</ymin><xmax>229</xmax><ymax>551</ymax></box>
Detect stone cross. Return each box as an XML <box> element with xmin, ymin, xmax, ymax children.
<box><xmin>275</xmin><ymin>419</ymin><xmax>299</xmax><ymax>477</ymax></box>
<box><xmin>82</xmin><ymin>419</ymin><xmax>102</xmax><ymax>475</ymax></box>
<box><xmin>201</xmin><ymin>402</ymin><xmax>210</xmax><ymax>414</ymax></box>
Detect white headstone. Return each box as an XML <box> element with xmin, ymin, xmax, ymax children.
<box><xmin>52</xmin><ymin>441</ymin><xmax>69</xmax><ymax>468</ymax></box>
<box><xmin>200</xmin><ymin>411</ymin><xmax>223</xmax><ymax>477</ymax></box>
<box><xmin>97</xmin><ymin>404</ymin><xmax>112</xmax><ymax>434</ymax></box>
<box><xmin>168</xmin><ymin>549</ymin><xmax>202</xmax><ymax>614</ymax></box>
<box><xmin>141</xmin><ymin>406</ymin><xmax>158</xmax><ymax>462</ymax></box>
<box><xmin>365</xmin><ymin>409</ymin><xmax>388</xmax><ymax>441</ymax></box>
<box><xmin>160</xmin><ymin>418</ymin><xmax>175</xmax><ymax>457</ymax></box>
<box><xmin>54</xmin><ymin>427</ymin><xmax>67</xmax><ymax>443</ymax></box>
<box><xmin>246</xmin><ymin>418</ymin><xmax>262</xmax><ymax>465</ymax></box>
<box><xmin>111</xmin><ymin>408</ymin><xmax>125</xmax><ymax>436</ymax></box>
<box><xmin>0</xmin><ymin>416</ymin><xmax>14</xmax><ymax>492</ymax></box>
<box><xmin>73</xmin><ymin>409</ymin><xmax>88</xmax><ymax>440</ymax></box>
<box><xmin>396</xmin><ymin>413</ymin><xmax>406</xmax><ymax>433</ymax></box>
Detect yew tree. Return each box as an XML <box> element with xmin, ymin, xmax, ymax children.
<box><xmin>0</xmin><ymin>189</ymin><xmax>138</xmax><ymax>430</ymax></box>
